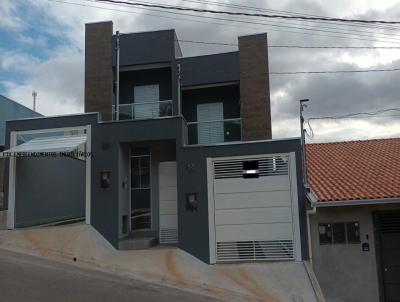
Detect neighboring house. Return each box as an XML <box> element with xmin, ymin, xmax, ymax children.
<box><xmin>2</xmin><ymin>21</ymin><xmax>308</xmax><ymax>265</ymax></box>
<box><xmin>306</xmin><ymin>139</ymin><xmax>400</xmax><ymax>302</ymax></box>
<box><xmin>0</xmin><ymin>94</ymin><xmax>42</xmax><ymax>208</ymax></box>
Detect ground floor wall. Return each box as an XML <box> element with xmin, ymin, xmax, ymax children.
<box><xmin>310</xmin><ymin>204</ymin><xmax>400</xmax><ymax>302</ymax></box>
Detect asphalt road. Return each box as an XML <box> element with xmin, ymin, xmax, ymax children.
<box><xmin>0</xmin><ymin>249</ymin><xmax>219</xmax><ymax>302</ymax></box>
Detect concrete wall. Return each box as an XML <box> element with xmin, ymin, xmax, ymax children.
<box><xmin>310</xmin><ymin>204</ymin><xmax>400</xmax><ymax>302</ymax></box>
<box><xmin>15</xmin><ymin>156</ymin><xmax>85</xmax><ymax>227</ymax></box>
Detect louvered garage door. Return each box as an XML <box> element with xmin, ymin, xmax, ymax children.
<box><xmin>208</xmin><ymin>154</ymin><xmax>301</xmax><ymax>263</ymax></box>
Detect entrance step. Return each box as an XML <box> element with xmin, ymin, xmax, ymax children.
<box><xmin>119</xmin><ymin>236</ymin><xmax>158</xmax><ymax>250</ymax></box>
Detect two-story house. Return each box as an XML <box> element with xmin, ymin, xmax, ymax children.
<box><xmin>2</xmin><ymin>21</ymin><xmax>308</xmax><ymax>265</ymax></box>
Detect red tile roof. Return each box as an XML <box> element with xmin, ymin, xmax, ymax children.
<box><xmin>306</xmin><ymin>138</ymin><xmax>400</xmax><ymax>202</ymax></box>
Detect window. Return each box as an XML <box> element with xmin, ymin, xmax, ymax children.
<box><xmin>319</xmin><ymin>221</ymin><xmax>361</xmax><ymax>245</ymax></box>
<box><xmin>318</xmin><ymin>223</ymin><xmax>333</xmax><ymax>244</ymax></box>
<box><xmin>332</xmin><ymin>223</ymin><xmax>346</xmax><ymax>244</ymax></box>
<box><xmin>346</xmin><ymin>222</ymin><xmax>361</xmax><ymax>243</ymax></box>
<box><xmin>131</xmin><ymin>154</ymin><xmax>150</xmax><ymax>189</ymax></box>
<box><xmin>196</xmin><ymin>102</ymin><xmax>224</xmax><ymax>144</ymax></box>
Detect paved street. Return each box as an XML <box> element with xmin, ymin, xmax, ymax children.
<box><xmin>0</xmin><ymin>249</ymin><xmax>219</xmax><ymax>302</ymax></box>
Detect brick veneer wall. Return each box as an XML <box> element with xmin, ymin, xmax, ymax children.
<box><xmin>239</xmin><ymin>33</ymin><xmax>272</xmax><ymax>140</ymax></box>
<box><xmin>85</xmin><ymin>21</ymin><xmax>113</xmax><ymax>121</ymax></box>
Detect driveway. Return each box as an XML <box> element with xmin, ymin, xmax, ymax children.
<box><xmin>0</xmin><ymin>249</ymin><xmax>220</xmax><ymax>302</ymax></box>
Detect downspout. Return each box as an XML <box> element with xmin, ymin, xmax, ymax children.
<box><xmin>307</xmin><ymin>205</ymin><xmax>317</xmax><ymax>267</ymax></box>
<box><xmin>115</xmin><ymin>30</ymin><xmax>120</xmax><ymax>120</ymax></box>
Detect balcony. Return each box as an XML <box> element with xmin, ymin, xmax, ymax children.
<box><xmin>187</xmin><ymin>118</ymin><xmax>241</xmax><ymax>145</ymax></box>
<box><xmin>113</xmin><ymin>100</ymin><xmax>173</xmax><ymax>120</ymax></box>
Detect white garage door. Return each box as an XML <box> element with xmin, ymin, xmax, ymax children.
<box><xmin>207</xmin><ymin>153</ymin><xmax>301</xmax><ymax>263</ymax></box>
<box><xmin>159</xmin><ymin>161</ymin><xmax>178</xmax><ymax>244</ymax></box>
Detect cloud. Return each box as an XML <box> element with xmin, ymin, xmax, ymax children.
<box><xmin>1</xmin><ymin>0</ymin><xmax>400</xmax><ymax>143</ymax></box>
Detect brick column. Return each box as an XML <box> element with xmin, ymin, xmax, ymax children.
<box><xmin>85</xmin><ymin>21</ymin><xmax>113</xmax><ymax>121</ymax></box>
<box><xmin>239</xmin><ymin>33</ymin><xmax>272</xmax><ymax>140</ymax></box>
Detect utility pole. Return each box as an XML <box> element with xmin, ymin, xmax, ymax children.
<box><xmin>300</xmin><ymin>99</ymin><xmax>309</xmax><ymax>188</ymax></box>
<box><xmin>32</xmin><ymin>91</ymin><xmax>37</xmax><ymax>111</ymax></box>
<box><xmin>115</xmin><ymin>31</ymin><xmax>120</xmax><ymax>120</ymax></box>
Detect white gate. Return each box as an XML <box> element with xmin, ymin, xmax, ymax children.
<box><xmin>207</xmin><ymin>153</ymin><xmax>301</xmax><ymax>263</ymax></box>
<box><xmin>158</xmin><ymin>161</ymin><xmax>178</xmax><ymax>244</ymax></box>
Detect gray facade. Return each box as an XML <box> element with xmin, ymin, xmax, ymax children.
<box><xmin>3</xmin><ymin>113</ymin><xmax>308</xmax><ymax>264</ymax></box>
<box><xmin>310</xmin><ymin>204</ymin><xmax>400</xmax><ymax>302</ymax></box>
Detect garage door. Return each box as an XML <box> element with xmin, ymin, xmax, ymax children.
<box><xmin>207</xmin><ymin>153</ymin><xmax>301</xmax><ymax>263</ymax></box>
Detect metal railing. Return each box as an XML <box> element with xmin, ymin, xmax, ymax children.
<box><xmin>113</xmin><ymin>100</ymin><xmax>173</xmax><ymax>120</ymax></box>
<box><xmin>186</xmin><ymin>118</ymin><xmax>242</xmax><ymax>145</ymax></box>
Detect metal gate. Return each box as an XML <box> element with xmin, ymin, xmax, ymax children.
<box><xmin>376</xmin><ymin>211</ymin><xmax>400</xmax><ymax>302</ymax></box>
<box><xmin>207</xmin><ymin>153</ymin><xmax>301</xmax><ymax>263</ymax></box>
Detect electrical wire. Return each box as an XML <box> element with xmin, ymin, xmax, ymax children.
<box><xmin>177</xmin><ymin>39</ymin><xmax>400</xmax><ymax>49</ymax></box>
<box><xmin>89</xmin><ymin>0</ymin><xmax>400</xmax><ymax>43</ymax></box>
<box><xmin>306</xmin><ymin>108</ymin><xmax>400</xmax><ymax>138</ymax></box>
<box><xmin>270</xmin><ymin>68</ymin><xmax>400</xmax><ymax>75</ymax></box>
<box><xmin>94</xmin><ymin>0</ymin><xmax>400</xmax><ymax>24</ymax></box>
<box><xmin>47</xmin><ymin>0</ymin><xmax>400</xmax><ymax>44</ymax></box>
<box><xmin>179</xmin><ymin>0</ymin><xmax>400</xmax><ymax>32</ymax></box>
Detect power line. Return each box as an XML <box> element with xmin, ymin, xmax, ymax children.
<box><xmin>90</xmin><ymin>0</ymin><xmax>400</xmax><ymax>43</ymax></box>
<box><xmin>270</xmin><ymin>68</ymin><xmax>400</xmax><ymax>75</ymax></box>
<box><xmin>306</xmin><ymin>108</ymin><xmax>400</xmax><ymax>138</ymax></box>
<box><xmin>122</xmin><ymin>0</ymin><xmax>400</xmax><ymax>41</ymax></box>
<box><xmin>177</xmin><ymin>39</ymin><xmax>400</xmax><ymax>49</ymax></box>
<box><xmin>48</xmin><ymin>0</ymin><xmax>400</xmax><ymax>45</ymax></box>
<box><xmin>180</xmin><ymin>0</ymin><xmax>400</xmax><ymax>32</ymax></box>
<box><xmin>94</xmin><ymin>0</ymin><xmax>400</xmax><ymax>24</ymax></box>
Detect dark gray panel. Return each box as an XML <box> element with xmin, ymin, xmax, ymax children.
<box><xmin>178</xmin><ymin>52</ymin><xmax>239</xmax><ymax>87</ymax></box>
<box><xmin>15</xmin><ymin>157</ymin><xmax>85</xmax><ymax>227</ymax></box>
<box><xmin>113</xmin><ymin>30</ymin><xmax>176</xmax><ymax>66</ymax></box>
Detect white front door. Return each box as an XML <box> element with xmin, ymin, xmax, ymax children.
<box><xmin>197</xmin><ymin>102</ymin><xmax>224</xmax><ymax>144</ymax></box>
<box><xmin>158</xmin><ymin>161</ymin><xmax>178</xmax><ymax>244</ymax></box>
<box><xmin>134</xmin><ymin>84</ymin><xmax>159</xmax><ymax>119</ymax></box>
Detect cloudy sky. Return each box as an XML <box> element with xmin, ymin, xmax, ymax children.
<box><xmin>1</xmin><ymin>0</ymin><xmax>400</xmax><ymax>142</ymax></box>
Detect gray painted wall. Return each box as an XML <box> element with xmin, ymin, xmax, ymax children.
<box><xmin>176</xmin><ymin>138</ymin><xmax>307</xmax><ymax>263</ymax></box>
<box><xmin>15</xmin><ymin>156</ymin><xmax>85</xmax><ymax>227</ymax></box>
<box><xmin>310</xmin><ymin>204</ymin><xmax>400</xmax><ymax>302</ymax></box>
<box><xmin>178</xmin><ymin>52</ymin><xmax>239</xmax><ymax>87</ymax></box>
<box><xmin>91</xmin><ymin>117</ymin><xmax>182</xmax><ymax>248</ymax></box>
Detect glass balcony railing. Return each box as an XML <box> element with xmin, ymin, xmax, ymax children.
<box><xmin>113</xmin><ymin>100</ymin><xmax>173</xmax><ymax>120</ymax></box>
<box><xmin>187</xmin><ymin>118</ymin><xmax>242</xmax><ymax>145</ymax></box>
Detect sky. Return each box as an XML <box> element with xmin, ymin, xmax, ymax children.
<box><xmin>0</xmin><ymin>0</ymin><xmax>400</xmax><ymax>142</ymax></box>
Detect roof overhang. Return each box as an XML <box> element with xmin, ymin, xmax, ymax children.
<box><xmin>0</xmin><ymin>135</ymin><xmax>87</xmax><ymax>157</ymax></box>
<box><xmin>306</xmin><ymin>191</ymin><xmax>400</xmax><ymax>207</ymax></box>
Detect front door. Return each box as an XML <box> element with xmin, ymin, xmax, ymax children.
<box><xmin>130</xmin><ymin>148</ymin><xmax>151</xmax><ymax>231</ymax></box>
<box><xmin>376</xmin><ymin>211</ymin><xmax>400</xmax><ymax>302</ymax></box>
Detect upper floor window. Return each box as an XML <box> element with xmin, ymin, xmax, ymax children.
<box><xmin>114</xmin><ymin>84</ymin><xmax>172</xmax><ymax>120</ymax></box>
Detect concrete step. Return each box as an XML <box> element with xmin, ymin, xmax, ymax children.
<box><xmin>119</xmin><ymin>237</ymin><xmax>158</xmax><ymax>250</ymax></box>
<box><xmin>129</xmin><ymin>230</ymin><xmax>157</xmax><ymax>239</ymax></box>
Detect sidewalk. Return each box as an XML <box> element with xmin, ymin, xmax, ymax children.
<box><xmin>0</xmin><ymin>220</ymin><xmax>321</xmax><ymax>302</ymax></box>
